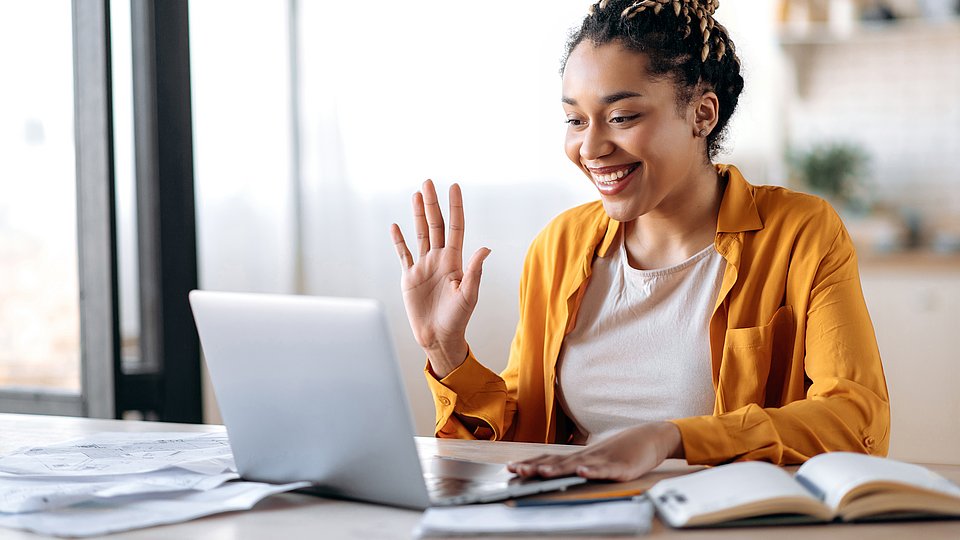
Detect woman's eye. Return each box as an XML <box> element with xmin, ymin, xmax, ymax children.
<box><xmin>610</xmin><ymin>114</ymin><xmax>640</xmax><ymax>124</ymax></box>
<box><xmin>565</xmin><ymin>118</ymin><xmax>585</xmax><ymax>126</ymax></box>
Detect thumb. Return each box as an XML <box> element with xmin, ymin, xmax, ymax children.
<box><xmin>460</xmin><ymin>248</ymin><xmax>491</xmax><ymax>306</ymax></box>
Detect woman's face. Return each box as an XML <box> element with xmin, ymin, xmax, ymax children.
<box><xmin>562</xmin><ymin>41</ymin><xmax>706</xmax><ymax>223</ymax></box>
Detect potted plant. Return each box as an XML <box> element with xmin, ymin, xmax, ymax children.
<box><xmin>786</xmin><ymin>141</ymin><xmax>870</xmax><ymax>213</ymax></box>
<box><xmin>787</xmin><ymin>141</ymin><xmax>915</xmax><ymax>251</ymax></box>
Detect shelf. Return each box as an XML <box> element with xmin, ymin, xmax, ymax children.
<box><xmin>858</xmin><ymin>249</ymin><xmax>960</xmax><ymax>273</ymax></box>
<box><xmin>778</xmin><ymin>17</ymin><xmax>960</xmax><ymax>46</ymax></box>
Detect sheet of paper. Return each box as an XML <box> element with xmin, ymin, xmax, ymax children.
<box><xmin>0</xmin><ymin>480</ymin><xmax>310</xmax><ymax>538</ymax></box>
<box><xmin>414</xmin><ymin>499</ymin><xmax>654</xmax><ymax>537</ymax></box>
<box><xmin>0</xmin><ymin>469</ymin><xmax>239</xmax><ymax>513</ymax></box>
<box><xmin>0</xmin><ymin>432</ymin><xmax>234</xmax><ymax>476</ymax></box>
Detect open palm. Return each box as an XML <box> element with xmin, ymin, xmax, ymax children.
<box><xmin>390</xmin><ymin>181</ymin><xmax>490</xmax><ymax>377</ymax></box>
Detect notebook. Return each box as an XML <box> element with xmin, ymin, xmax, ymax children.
<box><xmin>188</xmin><ymin>290</ymin><xmax>586</xmax><ymax>510</ymax></box>
<box><xmin>647</xmin><ymin>452</ymin><xmax>960</xmax><ymax>527</ymax></box>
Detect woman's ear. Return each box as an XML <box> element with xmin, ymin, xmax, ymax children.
<box><xmin>692</xmin><ymin>90</ymin><xmax>719</xmax><ymax>138</ymax></box>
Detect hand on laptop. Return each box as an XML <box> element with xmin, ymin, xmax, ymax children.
<box><xmin>507</xmin><ymin>422</ymin><xmax>684</xmax><ymax>482</ymax></box>
<box><xmin>390</xmin><ymin>180</ymin><xmax>492</xmax><ymax>378</ymax></box>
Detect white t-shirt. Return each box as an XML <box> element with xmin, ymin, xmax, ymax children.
<box><xmin>556</xmin><ymin>229</ymin><xmax>725</xmax><ymax>443</ymax></box>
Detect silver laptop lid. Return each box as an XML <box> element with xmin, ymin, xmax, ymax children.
<box><xmin>189</xmin><ymin>290</ymin><xmax>431</xmax><ymax>509</ymax></box>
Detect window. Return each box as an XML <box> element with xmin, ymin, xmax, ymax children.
<box><xmin>0</xmin><ymin>2</ymin><xmax>81</xmax><ymax>394</ymax></box>
<box><xmin>0</xmin><ymin>0</ymin><xmax>119</xmax><ymax>417</ymax></box>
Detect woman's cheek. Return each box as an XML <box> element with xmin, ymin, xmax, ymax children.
<box><xmin>564</xmin><ymin>136</ymin><xmax>582</xmax><ymax>167</ymax></box>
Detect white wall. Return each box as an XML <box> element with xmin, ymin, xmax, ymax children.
<box><xmin>783</xmin><ymin>27</ymin><xmax>960</xmax><ymax>218</ymax></box>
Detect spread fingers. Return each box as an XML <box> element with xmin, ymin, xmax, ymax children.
<box><xmin>447</xmin><ymin>184</ymin><xmax>464</xmax><ymax>252</ymax></box>
<box><xmin>390</xmin><ymin>224</ymin><xmax>413</xmax><ymax>269</ymax></box>
<box><xmin>421</xmin><ymin>179</ymin><xmax>446</xmax><ymax>250</ymax></box>
<box><xmin>412</xmin><ymin>191</ymin><xmax>429</xmax><ymax>257</ymax></box>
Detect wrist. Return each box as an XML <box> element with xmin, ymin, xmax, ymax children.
<box><xmin>661</xmin><ymin>421</ymin><xmax>684</xmax><ymax>459</ymax></box>
<box><xmin>425</xmin><ymin>341</ymin><xmax>469</xmax><ymax>378</ymax></box>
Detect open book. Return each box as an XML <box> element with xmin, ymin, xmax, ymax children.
<box><xmin>648</xmin><ymin>452</ymin><xmax>960</xmax><ymax>527</ymax></box>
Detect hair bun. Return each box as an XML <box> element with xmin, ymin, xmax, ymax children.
<box><xmin>702</xmin><ymin>0</ymin><xmax>719</xmax><ymax>17</ymax></box>
<box><xmin>680</xmin><ymin>0</ymin><xmax>721</xmax><ymax>17</ymax></box>
<box><xmin>618</xmin><ymin>0</ymin><xmax>719</xmax><ymax>19</ymax></box>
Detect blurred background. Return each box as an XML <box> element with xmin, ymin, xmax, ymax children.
<box><xmin>1</xmin><ymin>0</ymin><xmax>958</xmax><ymax>463</ymax></box>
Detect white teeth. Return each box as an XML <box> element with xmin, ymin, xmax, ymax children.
<box><xmin>592</xmin><ymin>166</ymin><xmax>633</xmax><ymax>185</ymax></box>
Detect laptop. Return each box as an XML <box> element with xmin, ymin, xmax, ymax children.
<box><xmin>188</xmin><ymin>290</ymin><xmax>586</xmax><ymax>509</ymax></box>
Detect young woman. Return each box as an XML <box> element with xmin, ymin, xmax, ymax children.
<box><xmin>390</xmin><ymin>0</ymin><xmax>889</xmax><ymax>482</ymax></box>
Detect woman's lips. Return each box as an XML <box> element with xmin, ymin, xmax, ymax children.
<box><xmin>590</xmin><ymin>163</ymin><xmax>640</xmax><ymax>196</ymax></box>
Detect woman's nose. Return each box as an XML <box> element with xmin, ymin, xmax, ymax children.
<box><xmin>580</xmin><ymin>124</ymin><xmax>613</xmax><ymax>161</ymax></box>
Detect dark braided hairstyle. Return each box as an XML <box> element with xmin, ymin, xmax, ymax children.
<box><xmin>562</xmin><ymin>0</ymin><xmax>744</xmax><ymax>161</ymax></box>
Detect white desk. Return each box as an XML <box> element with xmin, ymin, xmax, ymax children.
<box><xmin>1</xmin><ymin>413</ymin><xmax>959</xmax><ymax>539</ymax></box>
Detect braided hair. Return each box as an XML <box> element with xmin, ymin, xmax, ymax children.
<box><xmin>564</xmin><ymin>0</ymin><xmax>744</xmax><ymax>160</ymax></box>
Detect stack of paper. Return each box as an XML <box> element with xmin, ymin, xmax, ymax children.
<box><xmin>0</xmin><ymin>432</ymin><xmax>308</xmax><ymax>537</ymax></box>
<box><xmin>414</xmin><ymin>498</ymin><xmax>654</xmax><ymax>537</ymax></box>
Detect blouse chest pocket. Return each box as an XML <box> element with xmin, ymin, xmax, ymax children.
<box><xmin>717</xmin><ymin>305</ymin><xmax>796</xmax><ymax>410</ymax></box>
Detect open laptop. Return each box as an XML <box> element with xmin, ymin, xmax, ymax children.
<box><xmin>188</xmin><ymin>290</ymin><xmax>586</xmax><ymax>509</ymax></box>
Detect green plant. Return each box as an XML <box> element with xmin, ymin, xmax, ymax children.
<box><xmin>786</xmin><ymin>142</ymin><xmax>870</xmax><ymax>211</ymax></box>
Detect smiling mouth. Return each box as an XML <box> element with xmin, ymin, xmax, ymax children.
<box><xmin>590</xmin><ymin>163</ymin><xmax>641</xmax><ymax>185</ymax></box>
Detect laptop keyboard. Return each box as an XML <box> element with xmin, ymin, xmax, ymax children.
<box><xmin>425</xmin><ymin>474</ymin><xmax>512</xmax><ymax>505</ymax></box>
<box><xmin>425</xmin><ymin>473</ymin><xmax>590</xmax><ymax>506</ymax></box>
<box><xmin>422</xmin><ymin>455</ymin><xmax>589</xmax><ymax>505</ymax></box>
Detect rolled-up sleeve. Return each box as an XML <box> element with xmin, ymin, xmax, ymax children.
<box><xmin>424</xmin><ymin>347</ymin><xmax>513</xmax><ymax>440</ymax></box>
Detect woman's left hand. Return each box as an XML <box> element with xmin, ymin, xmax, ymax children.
<box><xmin>506</xmin><ymin>422</ymin><xmax>684</xmax><ymax>482</ymax></box>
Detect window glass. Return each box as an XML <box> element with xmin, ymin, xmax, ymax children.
<box><xmin>0</xmin><ymin>1</ymin><xmax>81</xmax><ymax>391</ymax></box>
<box><xmin>110</xmin><ymin>0</ymin><xmax>142</xmax><ymax>371</ymax></box>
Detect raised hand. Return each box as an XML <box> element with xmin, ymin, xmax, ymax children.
<box><xmin>390</xmin><ymin>180</ymin><xmax>491</xmax><ymax>378</ymax></box>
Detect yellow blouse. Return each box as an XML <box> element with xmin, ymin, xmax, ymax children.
<box><xmin>424</xmin><ymin>164</ymin><xmax>890</xmax><ymax>466</ymax></box>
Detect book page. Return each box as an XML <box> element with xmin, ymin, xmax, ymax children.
<box><xmin>648</xmin><ymin>461</ymin><xmax>829</xmax><ymax>527</ymax></box>
<box><xmin>796</xmin><ymin>452</ymin><xmax>960</xmax><ymax>511</ymax></box>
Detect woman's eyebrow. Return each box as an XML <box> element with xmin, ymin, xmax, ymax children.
<box><xmin>561</xmin><ymin>91</ymin><xmax>645</xmax><ymax>106</ymax></box>
<box><xmin>602</xmin><ymin>91</ymin><xmax>644</xmax><ymax>104</ymax></box>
